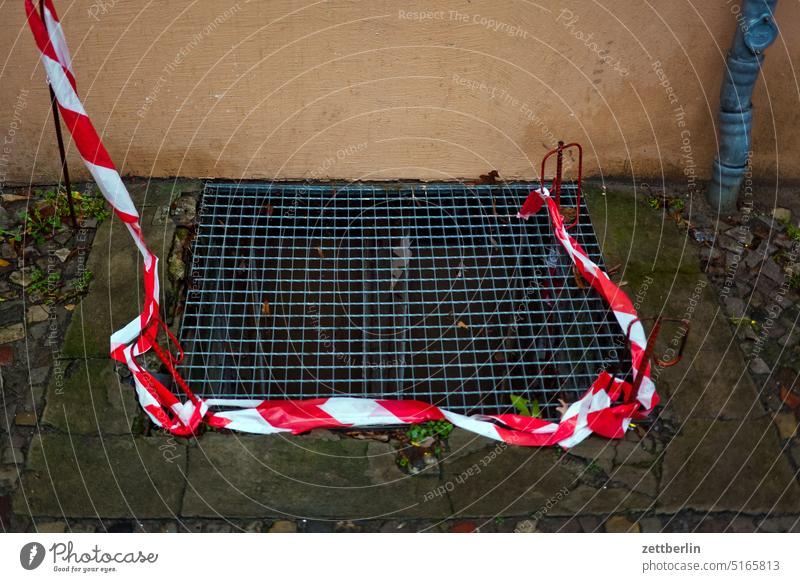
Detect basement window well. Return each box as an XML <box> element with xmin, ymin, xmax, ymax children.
<box><xmin>178</xmin><ymin>182</ymin><xmax>630</xmax><ymax>422</ymax></box>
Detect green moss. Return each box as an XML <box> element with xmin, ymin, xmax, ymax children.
<box><xmin>586</xmin><ymin>189</ymin><xmax>699</xmax><ymax>277</ymax></box>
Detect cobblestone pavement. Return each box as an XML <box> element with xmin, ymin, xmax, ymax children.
<box><xmin>1</xmin><ymin>179</ymin><xmax>798</xmax><ymax>533</ymax></box>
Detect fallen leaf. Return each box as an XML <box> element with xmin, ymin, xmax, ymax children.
<box><xmin>1</xmin><ymin>193</ymin><xmax>30</xmax><ymax>203</ymax></box>
<box><xmin>393</xmin><ymin>236</ymin><xmax>412</xmax><ymax>259</ymax></box>
<box><xmin>261</xmin><ymin>300</ymin><xmax>271</xmax><ymax>316</ymax></box>
<box><xmin>64</xmin><ymin>304</ymin><xmax>76</xmax><ymax>311</ymax></box>
<box><xmin>0</xmin><ymin>259</ymin><xmax>10</xmax><ymax>268</ymax></box>
<box><xmin>491</xmin><ymin>197</ymin><xmax>508</xmax><ymax>224</ymax></box>
<box><xmin>450</xmin><ymin>521</ymin><xmax>477</xmax><ymax>533</ymax></box>
<box><xmin>343</xmin><ymin>430</ymin><xmax>391</xmax><ymax>442</ymax></box>
<box><xmin>53</xmin><ymin>248</ymin><xmax>71</xmax><ymax>263</ymax></box>
<box><xmin>510</xmin><ymin>394</ymin><xmax>531</xmax><ymax>416</ymax></box>
<box><xmin>560</xmin><ymin>207</ymin><xmax>577</xmax><ymax>222</ymax></box>
<box><xmin>573</xmin><ymin>264</ymin><xmax>586</xmax><ymax>289</ymax></box>
<box><xmin>780</xmin><ymin>384</ymin><xmax>800</xmax><ymax>411</ymax></box>
<box><xmin>475</xmin><ymin>170</ymin><xmax>500</xmax><ymax>185</ymax></box>
<box><xmin>555</xmin><ymin>398</ymin><xmax>569</xmax><ymax>416</ymax></box>
<box><xmin>314</xmin><ymin>246</ymin><xmax>325</xmax><ymax>259</ymax></box>
<box><xmin>456</xmin><ymin>320</ymin><xmax>469</xmax><ymax>330</ymax></box>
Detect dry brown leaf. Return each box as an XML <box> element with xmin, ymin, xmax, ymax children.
<box><xmin>1</xmin><ymin>193</ymin><xmax>30</xmax><ymax>203</ymax></box>
<box><xmin>343</xmin><ymin>430</ymin><xmax>390</xmax><ymax>442</ymax></box>
<box><xmin>261</xmin><ymin>300</ymin><xmax>271</xmax><ymax>316</ymax></box>
<box><xmin>491</xmin><ymin>197</ymin><xmax>508</xmax><ymax>224</ymax></box>
<box><xmin>555</xmin><ymin>398</ymin><xmax>569</xmax><ymax>416</ymax></box>
<box><xmin>314</xmin><ymin>246</ymin><xmax>325</xmax><ymax>259</ymax></box>
<box><xmin>560</xmin><ymin>207</ymin><xmax>577</xmax><ymax>222</ymax></box>
<box><xmin>476</xmin><ymin>170</ymin><xmax>500</xmax><ymax>185</ymax></box>
<box><xmin>573</xmin><ymin>265</ymin><xmax>586</xmax><ymax>289</ymax></box>
<box><xmin>456</xmin><ymin>320</ymin><xmax>469</xmax><ymax>330</ymax></box>
<box><xmin>0</xmin><ymin>259</ymin><xmax>9</xmax><ymax>268</ymax></box>
<box><xmin>63</xmin><ymin>304</ymin><xmax>76</xmax><ymax>312</ymax></box>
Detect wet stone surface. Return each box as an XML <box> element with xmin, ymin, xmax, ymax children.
<box><xmin>2</xmin><ymin>179</ymin><xmax>799</xmax><ymax>532</ymax></box>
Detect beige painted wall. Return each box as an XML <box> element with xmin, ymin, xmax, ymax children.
<box><xmin>0</xmin><ymin>0</ymin><xmax>797</xmax><ymax>187</ymax></box>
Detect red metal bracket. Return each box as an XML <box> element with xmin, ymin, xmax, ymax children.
<box><xmin>626</xmin><ymin>316</ymin><xmax>690</xmax><ymax>399</ymax></box>
<box><xmin>540</xmin><ymin>141</ymin><xmax>583</xmax><ymax>230</ymax></box>
<box><xmin>144</xmin><ymin>317</ymin><xmax>199</xmax><ymax>406</ymax></box>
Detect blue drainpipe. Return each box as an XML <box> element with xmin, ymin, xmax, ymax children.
<box><xmin>708</xmin><ymin>0</ymin><xmax>779</xmax><ymax>212</ymax></box>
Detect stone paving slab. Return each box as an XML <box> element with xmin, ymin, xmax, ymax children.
<box><xmin>41</xmin><ymin>359</ymin><xmax>137</xmax><ymax>435</ymax></box>
<box><xmin>441</xmin><ymin>443</ymin><xmax>577</xmax><ymax>517</ymax></box>
<box><xmin>638</xmin><ymin>272</ymin><xmax>763</xmax><ymax>422</ymax></box>
<box><xmin>556</xmin><ymin>484</ymin><xmax>653</xmax><ymax>516</ymax></box>
<box><xmin>121</xmin><ymin>179</ymin><xmax>202</xmax><ymax>214</ymax></box>
<box><xmin>61</xmin><ymin>186</ymin><xmax>187</xmax><ymax>358</ymax></box>
<box><xmin>588</xmin><ymin>190</ymin><xmax>763</xmax><ymax>422</ymax></box>
<box><xmin>13</xmin><ymin>182</ymin><xmax>798</xmax><ymax>526</ymax></box>
<box><xmin>15</xmin><ymin>434</ymin><xmax>186</xmax><ymax>519</ymax></box>
<box><xmin>658</xmin><ymin>418</ymin><xmax>800</xmax><ymax>514</ymax></box>
<box><xmin>181</xmin><ymin>434</ymin><xmax>450</xmax><ymax>520</ymax></box>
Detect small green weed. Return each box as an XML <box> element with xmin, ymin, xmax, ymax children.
<box><xmin>405</xmin><ymin>420</ymin><xmax>454</xmax><ymax>445</ymax></box>
<box><xmin>509</xmin><ymin>394</ymin><xmax>540</xmax><ymax>417</ymax></box>
<box><xmin>73</xmin><ymin>269</ymin><xmax>94</xmax><ymax>294</ymax></box>
<box><xmin>668</xmin><ymin>197</ymin><xmax>685</xmax><ymax>213</ymax></box>
<box><xmin>1</xmin><ymin>189</ymin><xmax>110</xmax><ymax>246</ymax></box>
<box><xmin>781</xmin><ymin>218</ymin><xmax>800</xmax><ymax>244</ymax></box>
<box><xmin>729</xmin><ymin>316</ymin><xmax>760</xmax><ymax>332</ymax></box>
<box><xmin>29</xmin><ymin>268</ymin><xmax>61</xmax><ymax>298</ymax></box>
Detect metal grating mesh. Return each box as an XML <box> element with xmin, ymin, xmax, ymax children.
<box><xmin>179</xmin><ymin>182</ymin><xmax>631</xmax><ymax>421</ymax></box>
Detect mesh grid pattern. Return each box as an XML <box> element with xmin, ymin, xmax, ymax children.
<box><xmin>179</xmin><ymin>182</ymin><xmax>630</xmax><ymax>421</ymax></box>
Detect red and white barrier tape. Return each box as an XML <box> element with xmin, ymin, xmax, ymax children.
<box><xmin>26</xmin><ymin>0</ymin><xmax>656</xmax><ymax>447</ymax></box>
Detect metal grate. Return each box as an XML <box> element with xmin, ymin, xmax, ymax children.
<box><xmin>178</xmin><ymin>182</ymin><xmax>631</xmax><ymax>421</ymax></box>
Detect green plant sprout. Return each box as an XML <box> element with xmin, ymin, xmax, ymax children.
<box><xmin>729</xmin><ymin>316</ymin><xmax>760</xmax><ymax>332</ymax></box>
<box><xmin>405</xmin><ymin>420</ymin><xmax>453</xmax><ymax>445</ymax></box>
<box><xmin>29</xmin><ymin>268</ymin><xmax>61</xmax><ymax>296</ymax></box>
<box><xmin>780</xmin><ymin>217</ymin><xmax>800</xmax><ymax>244</ymax></box>
<box><xmin>1</xmin><ymin>189</ymin><xmax>110</xmax><ymax>246</ymax></box>
<box><xmin>74</xmin><ymin>269</ymin><xmax>94</xmax><ymax>294</ymax></box>
<box><xmin>668</xmin><ymin>198</ymin><xmax>685</xmax><ymax>213</ymax></box>
<box><xmin>510</xmin><ymin>394</ymin><xmax>540</xmax><ymax>418</ymax></box>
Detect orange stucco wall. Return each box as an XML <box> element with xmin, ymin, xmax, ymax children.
<box><xmin>0</xmin><ymin>1</ymin><xmax>797</xmax><ymax>187</ymax></box>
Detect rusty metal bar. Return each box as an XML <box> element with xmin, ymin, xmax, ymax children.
<box><xmin>40</xmin><ymin>0</ymin><xmax>78</xmax><ymax>230</ymax></box>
